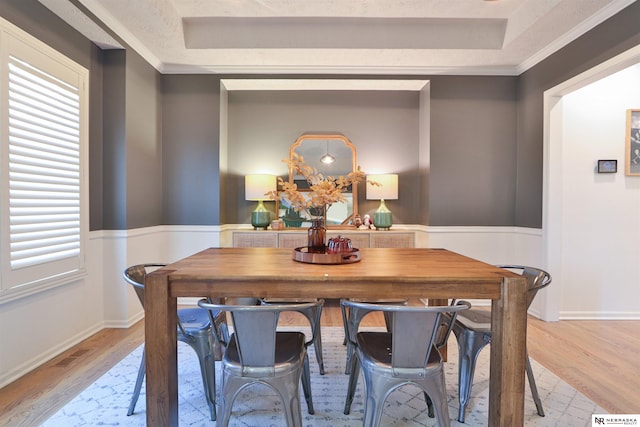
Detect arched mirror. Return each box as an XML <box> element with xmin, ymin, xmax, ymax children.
<box><xmin>280</xmin><ymin>133</ymin><xmax>357</xmax><ymax>227</ymax></box>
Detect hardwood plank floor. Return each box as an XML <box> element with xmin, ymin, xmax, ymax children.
<box><xmin>527</xmin><ymin>316</ymin><xmax>640</xmax><ymax>414</ymax></box>
<box><xmin>1</xmin><ymin>301</ymin><xmax>638</xmax><ymax>426</ymax></box>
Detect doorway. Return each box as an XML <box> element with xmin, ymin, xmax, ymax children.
<box><xmin>542</xmin><ymin>45</ymin><xmax>640</xmax><ymax>321</ymax></box>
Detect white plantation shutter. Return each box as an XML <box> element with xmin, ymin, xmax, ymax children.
<box><xmin>1</xmin><ymin>19</ymin><xmax>88</xmax><ymax>299</ymax></box>
<box><xmin>8</xmin><ymin>57</ymin><xmax>81</xmax><ymax>269</ymax></box>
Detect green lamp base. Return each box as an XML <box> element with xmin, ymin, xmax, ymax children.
<box><xmin>251</xmin><ymin>200</ymin><xmax>271</xmax><ymax>230</ymax></box>
<box><xmin>373</xmin><ymin>199</ymin><xmax>393</xmax><ymax>230</ymax></box>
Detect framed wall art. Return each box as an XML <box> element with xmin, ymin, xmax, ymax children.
<box><xmin>625</xmin><ymin>109</ymin><xmax>640</xmax><ymax>176</ymax></box>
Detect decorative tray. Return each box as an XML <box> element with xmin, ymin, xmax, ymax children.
<box><xmin>292</xmin><ymin>247</ymin><xmax>361</xmax><ymax>265</ymax></box>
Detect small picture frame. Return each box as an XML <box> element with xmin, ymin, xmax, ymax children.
<box><xmin>597</xmin><ymin>159</ymin><xmax>617</xmax><ymax>173</ymax></box>
<box><xmin>625</xmin><ymin>109</ymin><xmax>640</xmax><ymax>176</ymax></box>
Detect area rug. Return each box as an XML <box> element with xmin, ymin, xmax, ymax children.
<box><xmin>42</xmin><ymin>326</ymin><xmax>605</xmax><ymax>426</ymax></box>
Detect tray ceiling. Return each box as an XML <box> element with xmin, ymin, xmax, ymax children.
<box><xmin>39</xmin><ymin>0</ymin><xmax>637</xmax><ymax>75</ymax></box>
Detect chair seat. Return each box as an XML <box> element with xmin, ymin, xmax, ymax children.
<box><xmin>348</xmin><ymin>298</ymin><xmax>406</xmax><ymax>303</ymax></box>
<box><xmin>178</xmin><ymin>308</ymin><xmax>213</xmax><ymax>330</ymax></box>
<box><xmin>454</xmin><ymin>309</ymin><xmax>492</xmax><ymax>332</ymax></box>
<box><xmin>223</xmin><ymin>331</ymin><xmax>307</xmax><ymax>373</ymax></box>
<box><xmin>261</xmin><ymin>298</ymin><xmax>320</xmax><ymax>303</ymax></box>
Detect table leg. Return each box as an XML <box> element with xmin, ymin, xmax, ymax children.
<box><xmin>145</xmin><ymin>272</ymin><xmax>179</xmax><ymax>426</ymax></box>
<box><xmin>488</xmin><ymin>275</ymin><xmax>527</xmax><ymax>426</ymax></box>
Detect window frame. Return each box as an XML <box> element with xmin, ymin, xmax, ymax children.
<box><xmin>0</xmin><ymin>17</ymin><xmax>89</xmax><ymax>303</ymax></box>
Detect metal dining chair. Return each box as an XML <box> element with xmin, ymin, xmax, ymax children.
<box><xmin>451</xmin><ymin>265</ymin><xmax>552</xmax><ymax>423</ymax></box>
<box><xmin>123</xmin><ymin>264</ymin><xmax>227</xmax><ymax>421</ymax></box>
<box><xmin>197</xmin><ymin>298</ymin><xmax>317</xmax><ymax>427</ymax></box>
<box><xmin>342</xmin><ymin>299</ymin><xmax>471</xmax><ymax>427</ymax></box>
<box><xmin>260</xmin><ymin>297</ymin><xmax>326</xmax><ymax>374</ymax></box>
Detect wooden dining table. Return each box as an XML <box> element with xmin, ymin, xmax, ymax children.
<box><xmin>144</xmin><ymin>247</ymin><xmax>528</xmax><ymax>426</ymax></box>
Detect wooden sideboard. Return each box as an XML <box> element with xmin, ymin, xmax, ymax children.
<box><xmin>232</xmin><ymin>229</ymin><xmax>415</xmax><ymax>249</ymax></box>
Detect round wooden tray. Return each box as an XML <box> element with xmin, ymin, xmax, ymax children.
<box><xmin>292</xmin><ymin>247</ymin><xmax>361</xmax><ymax>264</ymax></box>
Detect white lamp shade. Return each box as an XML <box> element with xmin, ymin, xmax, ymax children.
<box><xmin>366</xmin><ymin>174</ymin><xmax>398</xmax><ymax>200</ymax></box>
<box><xmin>245</xmin><ymin>174</ymin><xmax>276</xmax><ymax>201</ymax></box>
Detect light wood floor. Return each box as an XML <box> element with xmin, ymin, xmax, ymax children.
<box><xmin>1</xmin><ymin>300</ymin><xmax>638</xmax><ymax>426</ymax></box>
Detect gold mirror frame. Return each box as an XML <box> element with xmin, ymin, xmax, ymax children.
<box><xmin>286</xmin><ymin>133</ymin><xmax>357</xmax><ymax>227</ymax></box>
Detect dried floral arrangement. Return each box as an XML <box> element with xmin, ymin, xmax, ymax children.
<box><xmin>268</xmin><ymin>152</ymin><xmax>376</xmax><ymax>215</ymax></box>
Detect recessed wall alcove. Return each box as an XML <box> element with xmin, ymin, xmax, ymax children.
<box><xmin>219</xmin><ymin>79</ymin><xmax>431</xmax><ymax>225</ymax></box>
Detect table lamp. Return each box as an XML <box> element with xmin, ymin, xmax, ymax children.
<box><xmin>366</xmin><ymin>174</ymin><xmax>398</xmax><ymax>230</ymax></box>
<box><xmin>245</xmin><ymin>174</ymin><xmax>276</xmax><ymax>230</ymax></box>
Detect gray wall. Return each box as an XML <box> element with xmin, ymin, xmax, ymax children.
<box><xmin>1</xmin><ymin>0</ymin><xmax>108</xmax><ymax>230</ymax></box>
<box><xmin>429</xmin><ymin>76</ymin><xmax>518</xmax><ymax>226</ymax></box>
<box><xmin>0</xmin><ymin>0</ymin><xmax>93</xmax><ymax>70</ymax></box>
<box><xmin>123</xmin><ymin>52</ymin><xmax>163</xmax><ymax>229</ymax></box>
<box><xmin>101</xmin><ymin>50</ymin><xmax>126</xmax><ymax>229</ymax></box>
<box><xmin>94</xmin><ymin>33</ymin><xmax>163</xmax><ymax>230</ymax></box>
<box><xmin>88</xmin><ymin>46</ymin><xmax>104</xmax><ymax>230</ymax></box>
<box><xmin>1</xmin><ymin>0</ymin><xmax>165</xmax><ymax>231</ymax></box>
<box><xmin>226</xmin><ymin>90</ymin><xmax>420</xmax><ymax>225</ymax></box>
<box><xmin>516</xmin><ymin>0</ymin><xmax>640</xmax><ymax>228</ymax></box>
<box><xmin>3</xmin><ymin>0</ymin><xmax>640</xmax><ymax>230</ymax></box>
<box><xmin>162</xmin><ymin>75</ymin><xmax>221</xmax><ymax>225</ymax></box>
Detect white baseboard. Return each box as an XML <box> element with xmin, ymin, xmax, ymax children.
<box><xmin>104</xmin><ymin>310</ymin><xmax>144</xmax><ymax>328</ymax></box>
<box><xmin>559</xmin><ymin>311</ymin><xmax>640</xmax><ymax>320</ymax></box>
<box><xmin>0</xmin><ymin>321</ymin><xmax>104</xmax><ymax>389</ymax></box>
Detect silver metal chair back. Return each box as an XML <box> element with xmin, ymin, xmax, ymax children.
<box><xmin>390</xmin><ymin>310</ymin><xmax>441</xmax><ymax>373</ymax></box>
<box><xmin>123</xmin><ymin>264</ymin><xmax>226</xmax><ymax>421</ymax></box>
<box><xmin>198</xmin><ymin>299</ymin><xmax>318</xmax><ymax>427</ymax></box>
<box><xmin>451</xmin><ymin>265</ymin><xmax>551</xmax><ymax>423</ymax></box>
<box><xmin>342</xmin><ymin>299</ymin><xmax>471</xmax><ymax>427</ymax></box>
<box><xmin>516</xmin><ymin>265</ymin><xmax>552</xmax><ymax>307</ymax></box>
<box><xmin>261</xmin><ymin>298</ymin><xmax>325</xmax><ymax>374</ymax></box>
<box><xmin>341</xmin><ymin>298</ymin><xmax>407</xmax><ymax>374</ymax></box>
<box><xmin>233</xmin><ymin>308</ymin><xmax>279</xmax><ymax>369</ymax></box>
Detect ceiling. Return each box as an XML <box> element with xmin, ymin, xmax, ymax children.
<box><xmin>39</xmin><ymin>0</ymin><xmax>637</xmax><ymax>75</ymax></box>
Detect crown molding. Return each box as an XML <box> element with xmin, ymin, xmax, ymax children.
<box><xmin>516</xmin><ymin>0</ymin><xmax>637</xmax><ymax>74</ymax></box>
<box><xmin>163</xmin><ymin>63</ymin><xmax>520</xmax><ymax>76</ymax></box>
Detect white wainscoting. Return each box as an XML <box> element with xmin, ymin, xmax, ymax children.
<box><xmin>99</xmin><ymin>224</ymin><xmax>547</xmax><ymax>325</ymax></box>
<box><xmin>3</xmin><ymin>224</ymin><xmax>635</xmax><ymax>389</ymax></box>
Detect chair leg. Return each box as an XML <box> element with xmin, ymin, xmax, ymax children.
<box><xmin>454</xmin><ymin>329</ymin><xmax>490</xmax><ymax>423</ymax></box>
<box><xmin>313</xmin><ymin>324</ymin><xmax>325</xmax><ymax>375</ymax></box>
<box><xmin>343</xmin><ymin>354</ymin><xmax>360</xmax><ymax>415</ymax></box>
<box><xmin>127</xmin><ymin>346</ymin><xmax>146</xmax><ymax>416</ymax></box>
<box><xmin>419</xmin><ymin>369</ymin><xmax>451</xmax><ymax>427</ymax></box>
<box><xmin>200</xmin><ymin>351</ymin><xmax>217</xmax><ymax>421</ymax></box>
<box><xmin>183</xmin><ymin>333</ymin><xmax>217</xmax><ymax>421</ymax></box>
<box><xmin>525</xmin><ymin>350</ymin><xmax>545</xmax><ymax>417</ymax></box>
<box><xmin>423</xmin><ymin>392</ymin><xmax>435</xmax><ymax>418</ymax></box>
<box><xmin>383</xmin><ymin>311</ymin><xmax>393</xmax><ymax>332</ymax></box>
<box><xmin>361</xmin><ymin>371</ymin><xmax>390</xmax><ymax>427</ymax></box>
<box><xmin>345</xmin><ymin>339</ymin><xmax>356</xmax><ymax>374</ymax></box>
<box><xmin>218</xmin><ymin>372</ymin><xmax>240</xmax><ymax>427</ymax></box>
<box><xmin>303</xmin><ymin>304</ymin><xmax>325</xmax><ymax>375</ymax></box>
<box><xmin>300</xmin><ymin>353</ymin><xmax>315</xmax><ymax>414</ymax></box>
<box><xmin>270</xmin><ymin>368</ymin><xmax>304</xmax><ymax>427</ymax></box>
<box><xmin>342</xmin><ymin>306</ymin><xmax>356</xmax><ymax>374</ymax></box>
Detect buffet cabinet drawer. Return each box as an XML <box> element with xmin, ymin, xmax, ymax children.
<box><xmin>232</xmin><ymin>230</ymin><xmax>415</xmax><ymax>249</ymax></box>
<box><xmin>370</xmin><ymin>232</ymin><xmax>415</xmax><ymax>248</ymax></box>
<box><xmin>233</xmin><ymin>232</ymin><xmax>277</xmax><ymax>248</ymax></box>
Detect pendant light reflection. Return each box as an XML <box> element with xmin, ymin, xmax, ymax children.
<box><xmin>320</xmin><ymin>140</ymin><xmax>335</xmax><ymax>164</ymax></box>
